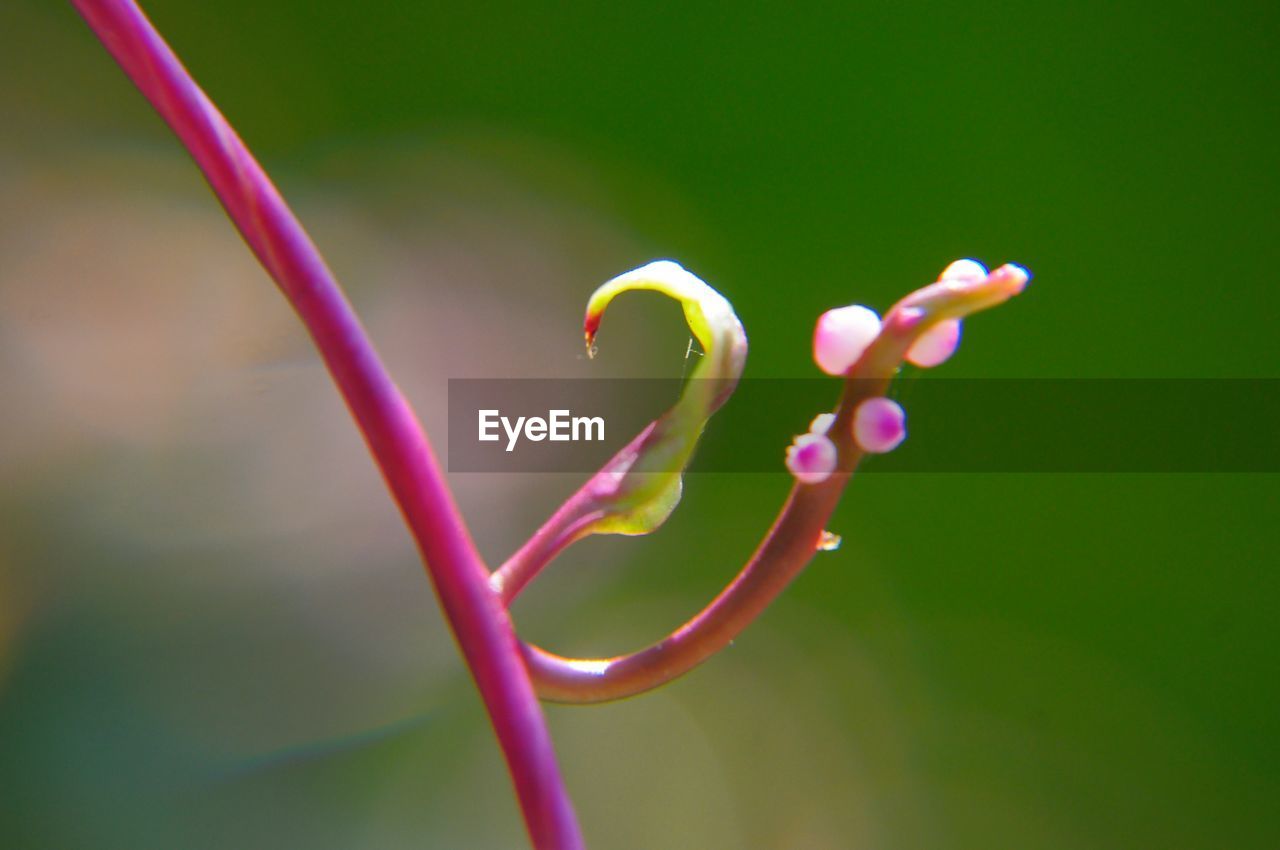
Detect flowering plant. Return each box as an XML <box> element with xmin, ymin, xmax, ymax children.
<box><xmin>70</xmin><ymin>2</ymin><xmax>1031</xmax><ymax>846</ymax></box>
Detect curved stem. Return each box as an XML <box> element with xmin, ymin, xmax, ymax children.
<box><xmin>522</xmin><ymin>382</ymin><xmax>878</xmax><ymax>704</ymax></box>
<box><xmin>491</xmin><ymin>506</ymin><xmax>603</xmax><ymax>606</ymax></box>
<box><xmin>520</xmin><ymin>265</ymin><xmax>1029</xmax><ymax>704</ymax></box>
<box><xmin>490</xmin><ymin>425</ymin><xmax>659</xmax><ymax>605</ymax></box>
<box><xmin>68</xmin><ymin>3</ymin><xmax>583</xmax><ymax>847</ymax></box>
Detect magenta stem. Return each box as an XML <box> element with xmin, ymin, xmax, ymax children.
<box><xmin>518</xmin><ymin>266</ymin><xmax>1030</xmax><ymax>703</ymax></box>
<box><xmin>520</xmin><ymin>390</ymin><xmax>877</xmax><ymax>704</ymax></box>
<box><xmin>68</xmin><ymin>2</ymin><xmax>583</xmax><ymax>847</ymax></box>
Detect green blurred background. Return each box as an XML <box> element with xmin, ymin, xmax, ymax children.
<box><xmin>1</xmin><ymin>1</ymin><xmax>1277</xmax><ymax>848</ymax></box>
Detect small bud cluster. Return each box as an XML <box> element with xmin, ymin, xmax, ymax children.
<box><xmin>900</xmin><ymin>258</ymin><xmax>988</xmax><ymax>367</ymax></box>
<box><xmin>790</xmin><ymin>258</ymin><xmax>1023</xmax><ymax>483</ymax></box>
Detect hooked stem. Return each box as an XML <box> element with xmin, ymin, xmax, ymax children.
<box><xmin>515</xmin><ymin>265</ymin><xmax>1029</xmax><ymax>703</ymax></box>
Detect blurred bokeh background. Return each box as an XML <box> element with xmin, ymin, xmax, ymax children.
<box><xmin>1</xmin><ymin>2</ymin><xmax>1277</xmax><ymax>848</ymax></box>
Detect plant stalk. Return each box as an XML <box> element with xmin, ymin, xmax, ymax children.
<box><xmin>68</xmin><ymin>2</ymin><xmax>583</xmax><ymax>846</ymax></box>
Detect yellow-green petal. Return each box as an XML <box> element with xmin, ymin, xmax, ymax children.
<box><xmin>576</xmin><ymin>260</ymin><xmax>747</xmax><ymax>536</ymax></box>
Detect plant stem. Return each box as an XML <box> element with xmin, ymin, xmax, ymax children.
<box><xmin>491</xmin><ymin>504</ymin><xmax>603</xmax><ymax>605</ymax></box>
<box><xmin>68</xmin><ymin>2</ymin><xmax>583</xmax><ymax>846</ymax></box>
<box><xmin>520</xmin><ymin>389</ymin><xmax>877</xmax><ymax>704</ymax></box>
<box><xmin>518</xmin><ymin>266</ymin><xmax>1029</xmax><ymax>704</ymax></box>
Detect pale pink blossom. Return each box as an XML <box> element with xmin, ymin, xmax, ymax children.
<box><xmin>785</xmin><ymin>432</ymin><xmax>838</xmax><ymax>484</ymax></box>
<box><xmin>853</xmin><ymin>397</ymin><xmax>906</xmax><ymax>454</ymax></box>
<box><xmin>813</xmin><ymin>304</ymin><xmax>881</xmax><ymax>375</ymax></box>
<box><xmin>906</xmin><ymin>318</ymin><xmax>962</xmax><ymax>367</ymax></box>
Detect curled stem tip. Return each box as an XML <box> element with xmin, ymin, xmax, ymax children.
<box><xmin>512</xmin><ymin>258</ymin><xmax>1032</xmax><ymax>704</ymax></box>
<box><xmin>492</xmin><ymin>260</ymin><xmax>746</xmax><ymax>603</ymax></box>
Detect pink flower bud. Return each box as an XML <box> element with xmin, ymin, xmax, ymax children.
<box><xmin>853</xmin><ymin>397</ymin><xmax>906</xmax><ymax>454</ymax></box>
<box><xmin>906</xmin><ymin>318</ymin><xmax>962</xmax><ymax>367</ymax></box>
<box><xmin>939</xmin><ymin>258</ymin><xmax>988</xmax><ymax>283</ymax></box>
<box><xmin>813</xmin><ymin>305</ymin><xmax>881</xmax><ymax>376</ymax></box>
<box><xmin>786</xmin><ymin>432</ymin><xmax>838</xmax><ymax>484</ymax></box>
<box><xmin>809</xmin><ymin>412</ymin><xmax>836</xmax><ymax>435</ymax></box>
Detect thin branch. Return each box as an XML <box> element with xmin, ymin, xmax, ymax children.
<box><xmin>490</xmin><ymin>425</ymin><xmax>658</xmax><ymax>605</ymax></box>
<box><xmin>68</xmin><ymin>2</ymin><xmax>583</xmax><ymax>846</ymax></box>
<box><xmin>491</xmin><ymin>505</ymin><xmax>604</xmax><ymax>606</ymax></box>
<box><xmin>520</xmin><ymin>389</ymin><xmax>874</xmax><ymax>704</ymax></box>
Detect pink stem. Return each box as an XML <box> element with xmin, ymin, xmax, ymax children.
<box><xmin>522</xmin><ymin>381</ymin><xmax>879</xmax><ymax>704</ymax></box>
<box><xmin>520</xmin><ymin>266</ymin><xmax>1030</xmax><ymax>703</ymax></box>
<box><xmin>68</xmin><ymin>2</ymin><xmax>583</xmax><ymax>847</ymax></box>
<box><xmin>490</xmin><ymin>425</ymin><xmax>660</xmax><ymax>605</ymax></box>
<box><xmin>491</xmin><ymin>505</ymin><xmax>603</xmax><ymax>605</ymax></box>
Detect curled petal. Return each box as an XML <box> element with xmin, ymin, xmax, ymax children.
<box><xmin>575</xmin><ymin>260</ymin><xmax>748</xmax><ymax>536</ymax></box>
<box><xmin>492</xmin><ymin>261</ymin><xmax>749</xmax><ymax>603</ymax></box>
<box><xmin>587</xmin><ymin>260</ymin><xmax>746</xmax><ymax>400</ymax></box>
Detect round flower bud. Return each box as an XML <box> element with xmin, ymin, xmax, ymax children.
<box><xmin>786</xmin><ymin>432</ymin><xmax>838</xmax><ymax>484</ymax></box>
<box><xmin>853</xmin><ymin>397</ymin><xmax>906</xmax><ymax>454</ymax></box>
<box><xmin>809</xmin><ymin>412</ymin><xmax>836</xmax><ymax>435</ymax></box>
<box><xmin>813</xmin><ymin>305</ymin><xmax>881</xmax><ymax>376</ymax></box>
<box><xmin>939</xmin><ymin>258</ymin><xmax>988</xmax><ymax>284</ymax></box>
<box><xmin>906</xmin><ymin>318</ymin><xmax>962</xmax><ymax>368</ymax></box>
